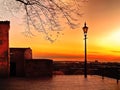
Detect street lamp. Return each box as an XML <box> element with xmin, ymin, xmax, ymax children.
<box><xmin>82</xmin><ymin>22</ymin><xmax>88</xmax><ymax>78</ymax></box>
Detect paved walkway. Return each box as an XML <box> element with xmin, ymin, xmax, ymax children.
<box><xmin>0</xmin><ymin>75</ymin><xmax>119</xmax><ymax>90</ymax></box>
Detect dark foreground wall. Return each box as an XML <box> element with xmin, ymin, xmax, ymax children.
<box><xmin>10</xmin><ymin>48</ymin><xmax>32</xmax><ymax>77</ymax></box>
<box><xmin>25</xmin><ymin>59</ymin><xmax>53</xmax><ymax>77</ymax></box>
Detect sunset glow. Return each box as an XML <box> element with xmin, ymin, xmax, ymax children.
<box><xmin>0</xmin><ymin>0</ymin><xmax>120</xmax><ymax>62</ymax></box>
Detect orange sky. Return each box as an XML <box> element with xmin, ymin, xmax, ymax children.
<box><xmin>0</xmin><ymin>0</ymin><xmax>120</xmax><ymax>62</ymax></box>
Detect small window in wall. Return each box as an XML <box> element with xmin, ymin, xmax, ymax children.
<box><xmin>0</xmin><ymin>40</ymin><xmax>3</xmax><ymax>45</ymax></box>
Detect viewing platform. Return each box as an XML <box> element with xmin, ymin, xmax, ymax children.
<box><xmin>0</xmin><ymin>75</ymin><xmax>119</xmax><ymax>90</ymax></box>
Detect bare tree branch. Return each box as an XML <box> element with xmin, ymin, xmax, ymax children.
<box><xmin>3</xmin><ymin>0</ymin><xmax>87</xmax><ymax>42</ymax></box>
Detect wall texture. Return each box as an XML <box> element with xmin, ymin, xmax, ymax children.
<box><xmin>0</xmin><ymin>21</ymin><xmax>10</xmax><ymax>77</ymax></box>
<box><xmin>25</xmin><ymin>59</ymin><xmax>53</xmax><ymax>77</ymax></box>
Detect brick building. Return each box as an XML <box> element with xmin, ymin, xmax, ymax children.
<box><xmin>10</xmin><ymin>48</ymin><xmax>32</xmax><ymax>76</ymax></box>
<box><xmin>10</xmin><ymin>48</ymin><xmax>53</xmax><ymax>77</ymax></box>
<box><xmin>0</xmin><ymin>21</ymin><xmax>10</xmax><ymax>77</ymax></box>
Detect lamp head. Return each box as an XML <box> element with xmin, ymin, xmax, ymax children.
<box><xmin>82</xmin><ymin>22</ymin><xmax>88</xmax><ymax>35</ymax></box>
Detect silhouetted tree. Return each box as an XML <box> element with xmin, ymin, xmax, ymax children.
<box><xmin>3</xmin><ymin>0</ymin><xmax>87</xmax><ymax>42</ymax></box>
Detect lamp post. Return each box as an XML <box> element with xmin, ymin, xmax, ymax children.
<box><xmin>82</xmin><ymin>22</ymin><xmax>88</xmax><ymax>78</ymax></box>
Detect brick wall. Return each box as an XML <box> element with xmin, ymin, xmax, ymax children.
<box><xmin>0</xmin><ymin>21</ymin><xmax>10</xmax><ymax>77</ymax></box>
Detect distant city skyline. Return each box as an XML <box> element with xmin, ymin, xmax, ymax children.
<box><xmin>0</xmin><ymin>0</ymin><xmax>120</xmax><ymax>62</ymax></box>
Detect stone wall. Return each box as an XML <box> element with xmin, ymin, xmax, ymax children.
<box><xmin>25</xmin><ymin>59</ymin><xmax>53</xmax><ymax>77</ymax></box>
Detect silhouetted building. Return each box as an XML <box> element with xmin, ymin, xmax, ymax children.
<box><xmin>0</xmin><ymin>21</ymin><xmax>53</xmax><ymax>77</ymax></box>
<box><xmin>10</xmin><ymin>48</ymin><xmax>53</xmax><ymax>77</ymax></box>
<box><xmin>10</xmin><ymin>48</ymin><xmax>32</xmax><ymax>76</ymax></box>
<box><xmin>0</xmin><ymin>21</ymin><xmax>10</xmax><ymax>77</ymax></box>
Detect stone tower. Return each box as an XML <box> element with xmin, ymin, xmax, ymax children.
<box><xmin>0</xmin><ymin>21</ymin><xmax>10</xmax><ymax>77</ymax></box>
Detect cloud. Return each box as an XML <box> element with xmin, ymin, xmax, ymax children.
<box><xmin>88</xmin><ymin>52</ymin><xmax>100</xmax><ymax>54</ymax></box>
<box><xmin>111</xmin><ymin>50</ymin><xmax>120</xmax><ymax>53</ymax></box>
